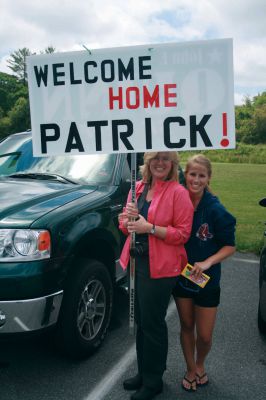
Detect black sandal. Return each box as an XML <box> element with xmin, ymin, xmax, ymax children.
<box><xmin>182</xmin><ymin>375</ymin><xmax>197</xmax><ymax>392</ymax></box>
<box><xmin>196</xmin><ymin>372</ymin><xmax>209</xmax><ymax>387</ymax></box>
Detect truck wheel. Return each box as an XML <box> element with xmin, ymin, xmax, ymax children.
<box><xmin>56</xmin><ymin>259</ymin><xmax>113</xmax><ymax>358</ymax></box>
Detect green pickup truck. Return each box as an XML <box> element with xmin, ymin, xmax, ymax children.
<box><xmin>0</xmin><ymin>131</ymin><xmax>133</xmax><ymax>358</ymax></box>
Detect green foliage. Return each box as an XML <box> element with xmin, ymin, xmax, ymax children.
<box><xmin>8</xmin><ymin>97</ymin><xmax>31</xmax><ymax>133</ymax></box>
<box><xmin>0</xmin><ymin>116</ymin><xmax>12</xmax><ymax>138</ymax></box>
<box><xmin>0</xmin><ymin>88</ymin><xmax>8</xmax><ymax>113</ymax></box>
<box><xmin>7</xmin><ymin>48</ymin><xmax>32</xmax><ymax>85</ymax></box>
<box><xmin>0</xmin><ymin>72</ymin><xmax>26</xmax><ymax>112</ymax></box>
<box><xmin>236</xmin><ymin>91</ymin><xmax>266</xmax><ymax>144</ymax></box>
<box><xmin>0</xmin><ymin>71</ymin><xmax>30</xmax><ymax>139</ymax></box>
<box><xmin>253</xmin><ymin>91</ymin><xmax>266</xmax><ymax>107</ymax></box>
<box><xmin>0</xmin><ymin>46</ymin><xmax>56</xmax><ymax>138</ymax></box>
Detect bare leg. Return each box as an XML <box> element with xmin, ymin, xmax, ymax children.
<box><xmin>195</xmin><ymin>305</ymin><xmax>217</xmax><ymax>384</ymax></box>
<box><xmin>175</xmin><ymin>298</ymin><xmax>197</xmax><ymax>390</ymax></box>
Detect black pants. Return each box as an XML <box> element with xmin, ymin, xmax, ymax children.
<box><xmin>135</xmin><ymin>256</ymin><xmax>176</xmax><ymax>389</ymax></box>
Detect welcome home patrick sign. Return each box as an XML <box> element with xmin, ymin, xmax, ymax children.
<box><xmin>27</xmin><ymin>38</ymin><xmax>235</xmax><ymax>156</ymax></box>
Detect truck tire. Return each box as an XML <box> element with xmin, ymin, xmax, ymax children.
<box><xmin>56</xmin><ymin>258</ymin><xmax>113</xmax><ymax>358</ymax></box>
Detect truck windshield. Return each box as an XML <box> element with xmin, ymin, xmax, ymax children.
<box><xmin>0</xmin><ymin>133</ymin><xmax>117</xmax><ymax>185</ymax></box>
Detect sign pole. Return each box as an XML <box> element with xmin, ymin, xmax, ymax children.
<box><xmin>129</xmin><ymin>152</ymin><xmax>137</xmax><ymax>335</ymax></box>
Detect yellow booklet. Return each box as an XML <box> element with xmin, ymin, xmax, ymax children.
<box><xmin>181</xmin><ymin>263</ymin><xmax>210</xmax><ymax>288</ymax></box>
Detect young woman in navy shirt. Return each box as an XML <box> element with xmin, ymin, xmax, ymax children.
<box><xmin>173</xmin><ymin>154</ymin><xmax>236</xmax><ymax>392</ymax></box>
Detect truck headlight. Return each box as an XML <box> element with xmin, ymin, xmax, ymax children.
<box><xmin>0</xmin><ymin>229</ymin><xmax>51</xmax><ymax>261</ymax></box>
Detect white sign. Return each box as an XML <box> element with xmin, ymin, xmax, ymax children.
<box><xmin>27</xmin><ymin>38</ymin><xmax>235</xmax><ymax>156</ymax></box>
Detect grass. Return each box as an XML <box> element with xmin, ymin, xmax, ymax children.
<box><xmin>179</xmin><ymin>143</ymin><xmax>266</xmax><ymax>164</ymax></box>
<box><xmin>180</xmin><ymin>162</ymin><xmax>266</xmax><ymax>254</ymax></box>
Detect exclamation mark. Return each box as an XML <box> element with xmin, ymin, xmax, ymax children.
<box><xmin>220</xmin><ymin>112</ymin><xmax>229</xmax><ymax>147</ymax></box>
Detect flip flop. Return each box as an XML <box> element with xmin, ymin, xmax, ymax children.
<box><xmin>182</xmin><ymin>375</ymin><xmax>197</xmax><ymax>392</ymax></box>
<box><xmin>196</xmin><ymin>372</ymin><xmax>209</xmax><ymax>387</ymax></box>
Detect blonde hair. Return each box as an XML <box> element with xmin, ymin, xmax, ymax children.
<box><xmin>185</xmin><ymin>154</ymin><xmax>212</xmax><ymax>190</ymax></box>
<box><xmin>139</xmin><ymin>151</ymin><xmax>180</xmax><ymax>183</ymax></box>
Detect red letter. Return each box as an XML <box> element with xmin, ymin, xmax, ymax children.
<box><xmin>109</xmin><ymin>87</ymin><xmax>123</xmax><ymax>110</ymax></box>
<box><xmin>126</xmin><ymin>87</ymin><xmax>140</xmax><ymax>109</ymax></box>
<box><xmin>143</xmin><ymin>85</ymin><xmax>159</xmax><ymax>108</ymax></box>
<box><xmin>164</xmin><ymin>84</ymin><xmax>177</xmax><ymax>107</ymax></box>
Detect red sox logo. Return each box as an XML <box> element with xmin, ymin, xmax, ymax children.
<box><xmin>196</xmin><ymin>223</ymin><xmax>213</xmax><ymax>241</ymax></box>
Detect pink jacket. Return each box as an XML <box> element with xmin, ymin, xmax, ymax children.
<box><xmin>119</xmin><ymin>180</ymin><xmax>194</xmax><ymax>279</ymax></box>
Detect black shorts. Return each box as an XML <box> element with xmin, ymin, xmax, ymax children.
<box><xmin>172</xmin><ymin>280</ymin><xmax>220</xmax><ymax>308</ymax></box>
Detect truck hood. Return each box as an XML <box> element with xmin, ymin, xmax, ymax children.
<box><xmin>0</xmin><ymin>177</ymin><xmax>97</xmax><ymax>227</ymax></box>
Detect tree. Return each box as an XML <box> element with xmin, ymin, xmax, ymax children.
<box><xmin>7</xmin><ymin>48</ymin><xmax>32</xmax><ymax>85</ymax></box>
<box><xmin>8</xmin><ymin>97</ymin><xmax>31</xmax><ymax>133</ymax></box>
<box><xmin>253</xmin><ymin>91</ymin><xmax>266</xmax><ymax>107</ymax></box>
<box><xmin>1</xmin><ymin>46</ymin><xmax>57</xmax><ymax>135</ymax></box>
<box><xmin>0</xmin><ymin>72</ymin><xmax>26</xmax><ymax>113</ymax></box>
<box><xmin>0</xmin><ymin>106</ymin><xmax>4</xmax><ymax>119</ymax></box>
<box><xmin>42</xmin><ymin>46</ymin><xmax>56</xmax><ymax>54</ymax></box>
<box><xmin>6</xmin><ymin>46</ymin><xmax>56</xmax><ymax>85</ymax></box>
<box><xmin>243</xmin><ymin>95</ymin><xmax>253</xmax><ymax>107</ymax></box>
<box><xmin>235</xmin><ymin>96</ymin><xmax>266</xmax><ymax>144</ymax></box>
<box><xmin>252</xmin><ymin>104</ymin><xmax>266</xmax><ymax>143</ymax></box>
<box><xmin>0</xmin><ymin>116</ymin><xmax>11</xmax><ymax>139</ymax></box>
<box><xmin>236</xmin><ymin>118</ymin><xmax>256</xmax><ymax>143</ymax></box>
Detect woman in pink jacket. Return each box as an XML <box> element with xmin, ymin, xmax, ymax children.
<box><xmin>119</xmin><ymin>151</ymin><xmax>193</xmax><ymax>400</ymax></box>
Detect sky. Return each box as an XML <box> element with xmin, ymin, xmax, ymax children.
<box><xmin>0</xmin><ymin>0</ymin><xmax>265</xmax><ymax>105</ymax></box>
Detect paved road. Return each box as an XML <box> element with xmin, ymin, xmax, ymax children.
<box><xmin>1</xmin><ymin>252</ymin><xmax>266</xmax><ymax>400</ymax></box>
